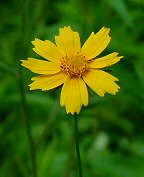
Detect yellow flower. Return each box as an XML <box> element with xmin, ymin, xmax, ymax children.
<box><xmin>21</xmin><ymin>26</ymin><xmax>123</xmax><ymax>114</ymax></box>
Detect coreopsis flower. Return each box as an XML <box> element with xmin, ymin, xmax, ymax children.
<box><xmin>21</xmin><ymin>26</ymin><xmax>123</xmax><ymax>114</ymax></box>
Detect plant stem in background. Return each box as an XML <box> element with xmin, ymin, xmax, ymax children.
<box><xmin>74</xmin><ymin>114</ymin><xmax>83</xmax><ymax>177</ymax></box>
<box><xmin>0</xmin><ymin>61</ymin><xmax>17</xmax><ymax>76</ymax></box>
<box><xmin>18</xmin><ymin>1</ymin><xmax>37</xmax><ymax>177</ymax></box>
<box><xmin>35</xmin><ymin>101</ymin><xmax>58</xmax><ymax>149</ymax></box>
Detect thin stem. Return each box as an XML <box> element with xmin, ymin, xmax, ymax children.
<box><xmin>74</xmin><ymin>114</ymin><xmax>83</xmax><ymax>177</ymax></box>
<box><xmin>18</xmin><ymin>0</ymin><xmax>37</xmax><ymax>177</ymax></box>
<box><xmin>19</xmin><ymin>80</ymin><xmax>37</xmax><ymax>177</ymax></box>
<box><xmin>35</xmin><ymin>101</ymin><xmax>58</xmax><ymax>149</ymax></box>
<box><xmin>0</xmin><ymin>61</ymin><xmax>17</xmax><ymax>76</ymax></box>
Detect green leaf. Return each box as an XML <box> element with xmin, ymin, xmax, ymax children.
<box><xmin>105</xmin><ymin>0</ymin><xmax>133</xmax><ymax>26</ymax></box>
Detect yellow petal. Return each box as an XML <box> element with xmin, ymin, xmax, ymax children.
<box><xmin>55</xmin><ymin>26</ymin><xmax>81</xmax><ymax>57</ymax></box>
<box><xmin>21</xmin><ymin>58</ymin><xmax>61</xmax><ymax>74</ymax></box>
<box><xmin>29</xmin><ymin>72</ymin><xmax>68</xmax><ymax>91</ymax></box>
<box><xmin>83</xmin><ymin>69</ymin><xmax>120</xmax><ymax>96</ymax></box>
<box><xmin>81</xmin><ymin>27</ymin><xmax>111</xmax><ymax>60</ymax></box>
<box><xmin>89</xmin><ymin>52</ymin><xmax>123</xmax><ymax>68</ymax></box>
<box><xmin>60</xmin><ymin>77</ymin><xmax>88</xmax><ymax>114</ymax></box>
<box><xmin>32</xmin><ymin>38</ymin><xmax>63</xmax><ymax>63</ymax></box>
<box><xmin>78</xmin><ymin>78</ymin><xmax>88</xmax><ymax>106</ymax></box>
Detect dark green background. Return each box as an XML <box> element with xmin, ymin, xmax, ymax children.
<box><xmin>0</xmin><ymin>0</ymin><xmax>144</xmax><ymax>177</ymax></box>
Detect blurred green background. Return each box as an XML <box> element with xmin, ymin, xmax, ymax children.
<box><xmin>0</xmin><ymin>0</ymin><xmax>144</xmax><ymax>177</ymax></box>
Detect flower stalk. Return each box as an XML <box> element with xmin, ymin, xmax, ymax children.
<box><xmin>0</xmin><ymin>61</ymin><xmax>17</xmax><ymax>76</ymax></box>
<box><xmin>74</xmin><ymin>114</ymin><xmax>83</xmax><ymax>177</ymax></box>
<box><xmin>19</xmin><ymin>1</ymin><xmax>37</xmax><ymax>177</ymax></box>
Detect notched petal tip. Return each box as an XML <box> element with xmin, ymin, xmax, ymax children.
<box><xmin>29</xmin><ymin>86</ymin><xmax>35</xmax><ymax>91</ymax></box>
<box><xmin>106</xmin><ymin>27</ymin><xmax>110</xmax><ymax>31</ymax></box>
<box><xmin>119</xmin><ymin>56</ymin><xmax>124</xmax><ymax>59</ymax></box>
<box><xmin>62</xmin><ymin>102</ymin><xmax>81</xmax><ymax>115</ymax></box>
<box><xmin>107</xmin><ymin>27</ymin><xmax>110</xmax><ymax>32</ymax></box>
<box><xmin>34</xmin><ymin>38</ymin><xmax>40</xmax><ymax>41</ymax></box>
<box><xmin>28</xmin><ymin>83</ymin><xmax>33</xmax><ymax>89</ymax></box>
<box><xmin>31</xmin><ymin>38</ymin><xmax>37</xmax><ymax>44</ymax></box>
<box><xmin>66</xmin><ymin>109</ymin><xmax>80</xmax><ymax>115</ymax></box>
<box><xmin>59</xmin><ymin>26</ymin><xmax>71</xmax><ymax>32</ymax></box>
<box><xmin>100</xmin><ymin>93</ymin><xmax>105</xmax><ymax>97</ymax></box>
<box><xmin>20</xmin><ymin>59</ymin><xmax>25</xmax><ymax>64</ymax></box>
<box><xmin>32</xmin><ymin>38</ymin><xmax>43</xmax><ymax>46</ymax></box>
<box><xmin>21</xmin><ymin>60</ymin><xmax>28</xmax><ymax>67</ymax></box>
<box><xmin>100</xmin><ymin>26</ymin><xmax>110</xmax><ymax>32</ymax></box>
<box><xmin>32</xmin><ymin>47</ymin><xmax>36</xmax><ymax>51</ymax></box>
<box><xmin>31</xmin><ymin>77</ymin><xmax>36</xmax><ymax>81</ymax></box>
<box><xmin>62</xmin><ymin>26</ymin><xmax>71</xmax><ymax>29</ymax></box>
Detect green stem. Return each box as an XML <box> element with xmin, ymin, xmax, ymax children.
<box><xmin>19</xmin><ymin>77</ymin><xmax>37</xmax><ymax>177</ymax></box>
<box><xmin>0</xmin><ymin>61</ymin><xmax>17</xmax><ymax>76</ymax></box>
<box><xmin>18</xmin><ymin>0</ymin><xmax>37</xmax><ymax>177</ymax></box>
<box><xmin>35</xmin><ymin>101</ymin><xmax>58</xmax><ymax>149</ymax></box>
<box><xmin>74</xmin><ymin>114</ymin><xmax>83</xmax><ymax>177</ymax></box>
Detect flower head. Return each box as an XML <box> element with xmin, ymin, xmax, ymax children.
<box><xmin>21</xmin><ymin>26</ymin><xmax>123</xmax><ymax>114</ymax></box>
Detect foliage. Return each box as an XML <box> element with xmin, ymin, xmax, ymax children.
<box><xmin>0</xmin><ymin>0</ymin><xmax>144</xmax><ymax>177</ymax></box>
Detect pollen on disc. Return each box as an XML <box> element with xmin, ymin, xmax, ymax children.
<box><xmin>60</xmin><ymin>54</ymin><xmax>89</xmax><ymax>77</ymax></box>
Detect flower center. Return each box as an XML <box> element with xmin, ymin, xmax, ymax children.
<box><xmin>60</xmin><ymin>54</ymin><xmax>89</xmax><ymax>77</ymax></box>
